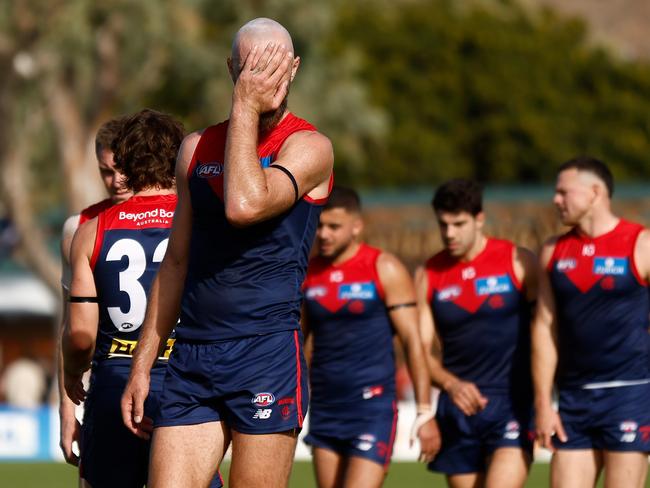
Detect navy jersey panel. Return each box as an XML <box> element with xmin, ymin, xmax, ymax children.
<box><xmin>90</xmin><ymin>194</ymin><xmax>176</xmax><ymax>365</ymax></box>
<box><xmin>555</xmin><ymin>384</ymin><xmax>650</xmax><ymax>452</ymax></box>
<box><xmin>427</xmin><ymin>239</ymin><xmax>532</xmax><ymax>392</ymax></box>
<box><xmin>303</xmin><ymin>244</ymin><xmax>396</xmax><ymax>407</ymax></box>
<box><xmin>177</xmin><ymin>115</ymin><xmax>325</xmax><ymax>341</ymax></box>
<box><xmin>548</xmin><ymin>220</ymin><xmax>650</xmax><ymax>387</ymax></box>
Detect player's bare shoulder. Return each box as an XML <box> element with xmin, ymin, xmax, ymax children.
<box><xmin>633</xmin><ymin>227</ymin><xmax>650</xmax><ymax>282</ymax></box>
<box><xmin>279</xmin><ymin>129</ymin><xmax>334</xmax><ymax>187</ymax></box>
<box><xmin>175</xmin><ymin>130</ymin><xmax>204</xmax><ymax>178</ymax></box>
<box><xmin>70</xmin><ymin>215</ymin><xmax>99</xmax><ymax>262</ymax></box>
<box><xmin>539</xmin><ymin>235</ymin><xmax>560</xmax><ymax>268</ymax></box>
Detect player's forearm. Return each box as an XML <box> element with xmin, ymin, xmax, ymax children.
<box><xmin>426</xmin><ymin>353</ymin><xmax>459</xmax><ymax>393</ymax></box>
<box><xmin>62</xmin><ymin>335</ymin><xmax>93</xmax><ymax>376</ymax></box>
<box><xmin>404</xmin><ymin>340</ymin><xmax>433</xmax><ymax>406</ymax></box>
<box><xmin>224</xmin><ymin>101</ymin><xmax>267</xmax><ymax>219</ymax></box>
<box><xmin>131</xmin><ymin>265</ymin><xmax>181</xmax><ymax>375</ymax></box>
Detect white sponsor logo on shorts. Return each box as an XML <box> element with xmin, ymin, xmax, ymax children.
<box><xmin>504</xmin><ymin>420</ymin><xmax>520</xmax><ymax>440</ymax></box>
<box><xmin>253</xmin><ymin>409</ymin><xmax>272</xmax><ymax>420</ymax></box>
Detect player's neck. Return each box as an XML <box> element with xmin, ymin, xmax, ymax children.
<box><xmin>134</xmin><ymin>187</ymin><xmax>176</xmax><ymax>197</ymax></box>
<box><xmin>458</xmin><ymin>234</ymin><xmax>487</xmax><ymax>263</ymax></box>
<box><xmin>329</xmin><ymin>241</ymin><xmax>361</xmax><ymax>267</ymax></box>
<box><xmin>576</xmin><ymin>210</ymin><xmax>619</xmax><ymax>239</ymax></box>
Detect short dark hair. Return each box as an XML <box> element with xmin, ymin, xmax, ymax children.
<box><xmin>112</xmin><ymin>109</ymin><xmax>185</xmax><ymax>192</ymax></box>
<box><xmin>432</xmin><ymin>179</ymin><xmax>483</xmax><ymax>216</ymax></box>
<box><xmin>324</xmin><ymin>186</ymin><xmax>361</xmax><ymax>213</ymax></box>
<box><xmin>95</xmin><ymin>117</ymin><xmax>126</xmax><ymax>157</ymax></box>
<box><xmin>557</xmin><ymin>156</ymin><xmax>614</xmax><ymax>197</ymax></box>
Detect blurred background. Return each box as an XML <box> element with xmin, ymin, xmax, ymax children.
<box><xmin>1</xmin><ymin>0</ymin><xmax>650</xmax><ymax>469</ymax></box>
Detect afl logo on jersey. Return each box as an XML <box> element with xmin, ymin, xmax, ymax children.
<box><xmin>437</xmin><ymin>286</ymin><xmax>461</xmax><ymax>302</ymax></box>
<box><xmin>593</xmin><ymin>257</ymin><xmax>627</xmax><ymax>275</ymax></box>
<box><xmin>196</xmin><ymin>161</ymin><xmax>223</xmax><ymax>178</ymax></box>
<box><xmin>305</xmin><ymin>286</ymin><xmax>327</xmax><ymax>299</ymax></box>
<box><xmin>252</xmin><ymin>392</ymin><xmax>275</xmax><ymax>407</ymax></box>
<box><xmin>556</xmin><ymin>258</ymin><xmax>577</xmax><ymax>272</ymax></box>
<box><xmin>475</xmin><ymin>275</ymin><xmax>512</xmax><ymax>296</ymax></box>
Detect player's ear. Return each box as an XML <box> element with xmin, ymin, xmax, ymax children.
<box><xmin>475</xmin><ymin>212</ymin><xmax>486</xmax><ymax>230</ymax></box>
<box><xmin>290</xmin><ymin>56</ymin><xmax>301</xmax><ymax>82</ymax></box>
<box><xmin>352</xmin><ymin>214</ymin><xmax>363</xmax><ymax>238</ymax></box>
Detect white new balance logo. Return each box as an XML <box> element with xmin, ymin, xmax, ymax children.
<box><xmin>253</xmin><ymin>409</ymin><xmax>272</xmax><ymax>419</ymax></box>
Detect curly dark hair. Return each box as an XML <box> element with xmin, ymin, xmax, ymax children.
<box><xmin>432</xmin><ymin>178</ymin><xmax>483</xmax><ymax>216</ymax></box>
<box><xmin>112</xmin><ymin>109</ymin><xmax>185</xmax><ymax>192</ymax></box>
<box><xmin>95</xmin><ymin>117</ymin><xmax>126</xmax><ymax>157</ymax></box>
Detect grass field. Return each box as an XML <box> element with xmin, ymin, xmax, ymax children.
<box><xmin>3</xmin><ymin>461</ymin><xmax>648</xmax><ymax>487</ymax></box>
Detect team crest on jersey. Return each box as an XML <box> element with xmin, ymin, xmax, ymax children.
<box><xmin>556</xmin><ymin>258</ymin><xmax>577</xmax><ymax>272</ymax></box>
<box><xmin>475</xmin><ymin>275</ymin><xmax>512</xmax><ymax>296</ymax></box>
<box><xmin>195</xmin><ymin>161</ymin><xmax>224</xmax><ymax>178</ymax></box>
<box><xmin>305</xmin><ymin>286</ymin><xmax>327</xmax><ymax>299</ymax></box>
<box><xmin>593</xmin><ymin>257</ymin><xmax>627</xmax><ymax>275</ymax></box>
<box><xmin>338</xmin><ymin>282</ymin><xmax>376</xmax><ymax>300</ymax></box>
<box><xmin>436</xmin><ymin>286</ymin><xmax>461</xmax><ymax>302</ymax></box>
<box><xmin>251</xmin><ymin>392</ymin><xmax>275</xmax><ymax>407</ymax></box>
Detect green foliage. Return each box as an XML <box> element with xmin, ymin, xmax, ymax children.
<box><xmin>327</xmin><ymin>0</ymin><xmax>650</xmax><ymax>187</ymax></box>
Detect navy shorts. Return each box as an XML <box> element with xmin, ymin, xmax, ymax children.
<box><xmin>555</xmin><ymin>383</ymin><xmax>650</xmax><ymax>452</ymax></box>
<box><xmin>80</xmin><ymin>361</ymin><xmax>222</xmax><ymax>488</ymax></box>
<box><xmin>304</xmin><ymin>400</ymin><xmax>398</xmax><ymax>468</ymax></box>
<box><xmin>156</xmin><ymin>330</ymin><xmax>308</xmax><ymax>434</ymax></box>
<box><xmin>428</xmin><ymin>391</ymin><xmax>533</xmax><ymax>475</ymax></box>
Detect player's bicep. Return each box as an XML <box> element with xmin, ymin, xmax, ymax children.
<box><xmin>377</xmin><ymin>253</ymin><xmax>419</xmax><ymax>342</ymax></box>
<box><xmin>68</xmin><ymin>220</ymin><xmax>99</xmax><ymax>346</ymax></box>
<box><xmin>262</xmin><ymin>131</ymin><xmax>333</xmax><ymax>211</ymax></box>
<box><xmin>164</xmin><ymin>133</ymin><xmax>198</xmax><ymax>267</ymax></box>
<box><xmin>415</xmin><ymin>267</ymin><xmax>439</xmax><ymax>357</ymax></box>
<box><xmin>514</xmin><ymin>246</ymin><xmax>539</xmax><ymax>303</ymax></box>
<box><xmin>532</xmin><ymin>241</ymin><xmax>558</xmax><ymax>336</ymax></box>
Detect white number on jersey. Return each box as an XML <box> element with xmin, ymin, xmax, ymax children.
<box><xmin>105</xmin><ymin>238</ymin><xmax>168</xmax><ymax>332</ymax></box>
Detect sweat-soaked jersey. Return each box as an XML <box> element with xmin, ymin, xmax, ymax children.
<box><xmin>178</xmin><ymin>113</ymin><xmax>331</xmax><ymax>341</ymax></box>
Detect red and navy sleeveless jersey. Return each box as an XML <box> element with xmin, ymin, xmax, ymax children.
<box><xmin>90</xmin><ymin>194</ymin><xmax>177</xmax><ymax>365</ymax></box>
<box><xmin>79</xmin><ymin>198</ymin><xmax>113</xmax><ymax>225</ymax></box>
<box><xmin>178</xmin><ymin>113</ymin><xmax>331</xmax><ymax>341</ymax></box>
<box><xmin>548</xmin><ymin>220</ymin><xmax>650</xmax><ymax>388</ymax></box>
<box><xmin>426</xmin><ymin>238</ymin><xmax>531</xmax><ymax>392</ymax></box>
<box><xmin>303</xmin><ymin>244</ymin><xmax>396</xmax><ymax>406</ymax></box>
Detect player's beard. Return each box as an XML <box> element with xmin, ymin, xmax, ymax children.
<box><xmin>259</xmin><ymin>91</ymin><xmax>289</xmax><ymax>135</ymax></box>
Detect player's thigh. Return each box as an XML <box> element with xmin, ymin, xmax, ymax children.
<box><xmin>551</xmin><ymin>449</ymin><xmax>602</xmax><ymax>488</ymax></box>
<box><xmin>446</xmin><ymin>473</ymin><xmax>484</xmax><ymax>488</ymax></box>
<box><xmin>148</xmin><ymin>421</ymin><xmax>229</xmax><ymax>488</ymax></box>
<box><xmin>603</xmin><ymin>451</ymin><xmax>648</xmax><ymax>488</ymax></box>
<box><xmin>313</xmin><ymin>446</ymin><xmax>347</xmax><ymax>488</ymax></box>
<box><xmin>484</xmin><ymin>447</ymin><xmax>530</xmax><ymax>488</ymax></box>
<box><xmin>343</xmin><ymin>456</ymin><xmax>386</xmax><ymax>488</ymax></box>
<box><xmin>229</xmin><ymin>429</ymin><xmax>298</xmax><ymax>488</ymax></box>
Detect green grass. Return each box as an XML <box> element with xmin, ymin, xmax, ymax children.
<box><xmin>1</xmin><ymin>461</ymin><xmax>649</xmax><ymax>487</ymax></box>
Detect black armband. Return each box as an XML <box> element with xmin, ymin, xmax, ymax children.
<box><xmin>69</xmin><ymin>296</ymin><xmax>99</xmax><ymax>303</ymax></box>
<box><xmin>386</xmin><ymin>302</ymin><xmax>416</xmax><ymax>312</ymax></box>
<box><xmin>270</xmin><ymin>164</ymin><xmax>299</xmax><ymax>203</ymax></box>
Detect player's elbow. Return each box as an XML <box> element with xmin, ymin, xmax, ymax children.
<box><xmin>64</xmin><ymin>327</ymin><xmax>94</xmax><ymax>357</ymax></box>
<box><xmin>225</xmin><ymin>200</ymin><xmax>264</xmax><ymax>228</ymax></box>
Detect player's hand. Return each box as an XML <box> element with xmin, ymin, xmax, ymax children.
<box><xmin>413</xmin><ymin>417</ymin><xmax>441</xmax><ymax>463</ymax></box>
<box><xmin>63</xmin><ymin>372</ymin><xmax>86</xmax><ymax>405</ymax></box>
<box><xmin>121</xmin><ymin>372</ymin><xmax>152</xmax><ymax>440</ymax></box>
<box><xmin>59</xmin><ymin>399</ymin><xmax>81</xmax><ymax>466</ymax></box>
<box><xmin>233</xmin><ymin>42</ymin><xmax>293</xmax><ymax>115</ymax></box>
<box><xmin>447</xmin><ymin>380</ymin><xmax>488</xmax><ymax>416</ymax></box>
<box><xmin>535</xmin><ymin>403</ymin><xmax>567</xmax><ymax>451</ymax></box>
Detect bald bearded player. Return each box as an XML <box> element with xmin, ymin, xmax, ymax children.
<box><xmin>121</xmin><ymin>18</ymin><xmax>333</xmax><ymax>488</ymax></box>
